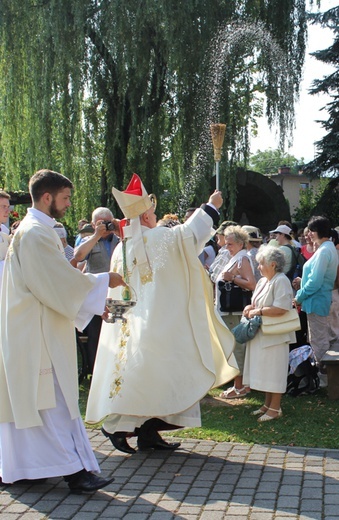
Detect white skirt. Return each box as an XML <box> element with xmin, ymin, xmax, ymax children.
<box><xmin>243</xmin><ymin>331</ymin><xmax>290</xmax><ymax>393</ymax></box>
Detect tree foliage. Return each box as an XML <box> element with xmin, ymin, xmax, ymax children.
<box><xmin>0</xmin><ymin>0</ymin><xmax>308</xmax><ymax>226</ymax></box>
<box><xmin>311</xmin><ymin>177</ymin><xmax>339</xmax><ymax>226</ymax></box>
<box><xmin>292</xmin><ymin>177</ymin><xmax>329</xmax><ymax>221</ymax></box>
<box><xmin>303</xmin><ymin>4</ymin><xmax>339</xmax><ymax>178</ymax></box>
<box><xmin>249</xmin><ymin>148</ymin><xmax>304</xmax><ymax>175</ymax></box>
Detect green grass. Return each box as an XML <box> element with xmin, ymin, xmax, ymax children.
<box><xmin>79</xmin><ymin>380</ymin><xmax>339</xmax><ymax>449</ymax></box>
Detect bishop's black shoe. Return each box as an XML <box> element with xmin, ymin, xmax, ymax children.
<box><xmin>138</xmin><ymin>438</ymin><xmax>181</xmax><ymax>451</ymax></box>
<box><xmin>137</xmin><ymin>423</ymin><xmax>181</xmax><ymax>452</ymax></box>
<box><xmin>101</xmin><ymin>427</ymin><xmax>136</xmax><ymax>454</ymax></box>
<box><xmin>66</xmin><ymin>470</ymin><xmax>114</xmax><ymax>494</ymax></box>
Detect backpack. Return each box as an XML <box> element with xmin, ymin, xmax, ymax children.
<box><xmin>286</xmin><ymin>345</ymin><xmax>319</xmax><ymax>397</ymax></box>
<box><xmin>284</xmin><ymin>244</ymin><xmax>306</xmax><ymax>280</ymax></box>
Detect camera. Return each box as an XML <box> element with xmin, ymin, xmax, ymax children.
<box><xmin>103</xmin><ymin>221</ymin><xmax>115</xmax><ymax>231</ymax></box>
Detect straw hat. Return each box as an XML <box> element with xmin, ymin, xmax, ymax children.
<box><xmin>242</xmin><ymin>225</ymin><xmax>263</xmax><ymax>242</ymax></box>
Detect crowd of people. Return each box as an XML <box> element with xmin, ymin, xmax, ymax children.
<box><xmin>0</xmin><ymin>170</ymin><xmax>338</xmax><ymax>493</ymax></box>
<box><xmin>212</xmin><ymin>217</ymin><xmax>338</xmax><ymax>400</ymax></box>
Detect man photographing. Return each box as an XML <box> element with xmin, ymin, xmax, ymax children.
<box><xmin>74</xmin><ymin>206</ymin><xmax>120</xmax><ymax>374</ymax></box>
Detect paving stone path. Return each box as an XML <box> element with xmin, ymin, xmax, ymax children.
<box><xmin>1</xmin><ymin>430</ymin><xmax>338</xmax><ymax>519</ymax></box>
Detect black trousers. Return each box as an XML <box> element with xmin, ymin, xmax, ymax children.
<box><xmin>83</xmin><ymin>315</ymin><xmax>102</xmax><ymax>374</ymax></box>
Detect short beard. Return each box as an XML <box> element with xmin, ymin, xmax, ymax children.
<box><xmin>49</xmin><ymin>198</ymin><xmax>64</xmax><ymax>219</ymax></box>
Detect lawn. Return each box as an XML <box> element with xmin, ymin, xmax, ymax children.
<box><xmin>79</xmin><ymin>381</ymin><xmax>339</xmax><ymax>450</ymax></box>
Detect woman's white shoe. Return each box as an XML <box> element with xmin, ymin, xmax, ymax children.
<box><xmin>219</xmin><ymin>386</ymin><xmax>250</xmax><ymax>399</ymax></box>
<box><xmin>251</xmin><ymin>405</ymin><xmax>268</xmax><ymax>416</ymax></box>
<box><xmin>257</xmin><ymin>408</ymin><xmax>282</xmax><ymax>422</ymax></box>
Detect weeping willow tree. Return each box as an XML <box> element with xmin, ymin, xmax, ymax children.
<box><xmin>0</xmin><ymin>0</ymin><xmax>309</xmax><ymax>224</ymax></box>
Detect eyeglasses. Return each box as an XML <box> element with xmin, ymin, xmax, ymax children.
<box><xmin>0</xmin><ymin>205</ymin><xmax>10</xmax><ymax>210</ymax></box>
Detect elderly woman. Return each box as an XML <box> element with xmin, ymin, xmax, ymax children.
<box><xmin>242</xmin><ymin>246</ymin><xmax>295</xmax><ymax>421</ymax></box>
<box><xmin>293</xmin><ymin>216</ymin><xmax>338</xmax><ymax>387</ymax></box>
<box><xmin>216</xmin><ymin>225</ymin><xmax>256</xmax><ymax>399</ymax></box>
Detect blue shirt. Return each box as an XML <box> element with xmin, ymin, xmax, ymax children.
<box><xmin>296</xmin><ymin>240</ymin><xmax>338</xmax><ymax>316</ymax></box>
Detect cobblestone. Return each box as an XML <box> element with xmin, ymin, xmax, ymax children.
<box><xmin>0</xmin><ymin>431</ymin><xmax>338</xmax><ymax>519</ymax></box>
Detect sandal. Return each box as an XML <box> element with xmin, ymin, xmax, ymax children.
<box><xmin>258</xmin><ymin>408</ymin><xmax>283</xmax><ymax>422</ymax></box>
<box><xmin>219</xmin><ymin>386</ymin><xmax>250</xmax><ymax>399</ymax></box>
<box><xmin>251</xmin><ymin>405</ymin><xmax>268</xmax><ymax>416</ymax></box>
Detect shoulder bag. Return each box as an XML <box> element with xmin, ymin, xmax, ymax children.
<box><xmin>218</xmin><ymin>280</ymin><xmax>252</xmax><ymax>313</ymax></box>
<box><xmin>261</xmin><ymin>308</ymin><xmax>301</xmax><ymax>335</ymax></box>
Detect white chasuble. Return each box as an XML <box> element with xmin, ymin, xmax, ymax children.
<box><xmin>0</xmin><ymin>209</ymin><xmax>107</xmax><ymax>428</ymax></box>
<box><xmin>86</xmin><ymin>208</ymin><xmax>238</xmax><ymax>430</ymax></box>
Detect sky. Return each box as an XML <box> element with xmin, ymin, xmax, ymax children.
<box><xmin>250</xmin><ymin>0</ymin><xmax>337</xmax><ymax>163</ymax></box>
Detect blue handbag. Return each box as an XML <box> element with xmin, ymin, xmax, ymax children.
<box><xmin>231</xmin><ymin>315</ymin><xmax>262</xmax><ymax>344</ymax></box>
